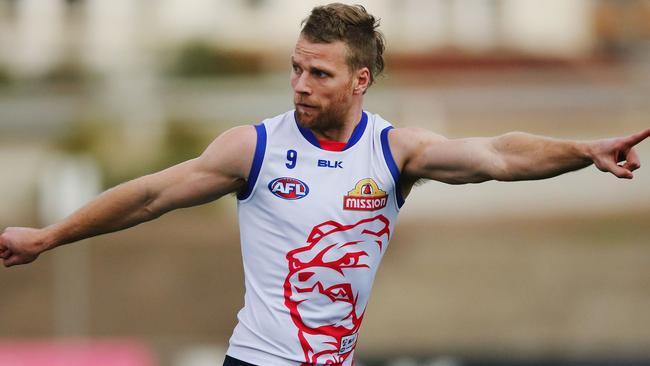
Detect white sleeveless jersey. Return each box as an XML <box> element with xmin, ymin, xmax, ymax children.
<box><xmin>227</xmin><ymin>110</ymin><xmax>404</xmax><ymax>366</ymax></box>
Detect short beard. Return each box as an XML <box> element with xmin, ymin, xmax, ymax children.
<box><xmin>295</xmin><ymin>101</ymin><xmax>349</xmax><ymax>133</ymax></box>
<box><xmin>294</xmin><ymin>80</ymin><xmax>354</xmax><ymax>134</ymax></box>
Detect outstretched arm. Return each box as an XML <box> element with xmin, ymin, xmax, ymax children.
<box><xmin>390</xmin><ymin>127</ymin><xmax>650</xmax><ymax>187</ymax></box>
<box><xmin>0</xmin><ymin>125</ymin><xmax>256</xmax><ymax>267</ymax></box>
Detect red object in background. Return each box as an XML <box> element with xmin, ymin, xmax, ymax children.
<box><xmin>0</xmin><ymin>340</ymin><xmax>156</xmax><ymax>366</ymax></box>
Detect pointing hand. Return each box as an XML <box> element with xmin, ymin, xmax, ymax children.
<box><xmin>590</xmin><ymin>128</ymin><xmax>650</xmax><ymax>179</ymax></box>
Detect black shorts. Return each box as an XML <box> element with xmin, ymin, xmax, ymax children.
<box><xmin>223</xmin><ymin>355</ymin><xmax>258</xmax><ymax>366</ymax></box>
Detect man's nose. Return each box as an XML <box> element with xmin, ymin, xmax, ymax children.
<box><xmin>293</xmin><ymin>73</ymin><xmax>312</xmax><ymax>95</ymax></box>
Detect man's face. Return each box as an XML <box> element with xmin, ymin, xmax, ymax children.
<box><xmin>291</xmin><ymin>36</ymin><xmax>357</xmax><ymax>131</ymax></box>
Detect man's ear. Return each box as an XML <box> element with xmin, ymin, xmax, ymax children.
<box><xmin>353</xmin><ymin>67</ymin><xmax>370</xmax><ymax>95</ymax></box>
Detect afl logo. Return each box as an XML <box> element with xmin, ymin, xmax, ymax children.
<box><xmin>268</xmin><ymin>177</ymin><xmax>310</xmax><ymax>200</ymax></box>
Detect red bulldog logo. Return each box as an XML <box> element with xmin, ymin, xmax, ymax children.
<box><xmin>284</xmin><ymin>215</ymin><xmax>391</xmax><ymax>365</ymax></box>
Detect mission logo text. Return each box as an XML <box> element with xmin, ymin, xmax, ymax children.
<box><xmin>343</xmin><ymin>178</ymin><xmax>388</xmax><ymax>211</ymax></box>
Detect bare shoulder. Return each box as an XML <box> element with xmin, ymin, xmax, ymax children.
<box><xmin>387</xmin><ymin>126</ymin><xmax>448</xmax><ymax>171</ymax></box>
<box><xmin>198</xmin><ymin>125</ymin><xmax>258</xmax><ymax>180</ymax></box>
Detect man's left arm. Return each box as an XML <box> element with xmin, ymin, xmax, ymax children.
<box><xmin>389</xmin><ymin>127</ymin><xmax>650</xmax><ymax>185</ymax></box>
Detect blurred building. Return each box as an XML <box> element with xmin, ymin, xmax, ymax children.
<box><xmin>1</xmin><ymin>0</ymin><xmax>650</xmax><ymax>79</ymax></box>
<box><xmin>1</xmin><ymin>0</ymin><xmax>650</xmax><ymax>221</ymax></box>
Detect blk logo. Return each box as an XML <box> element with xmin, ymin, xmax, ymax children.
<box><xmin>268</xmin><ymin>177</ymin><xmax>309</xmax><ymax>200</ymax></box>
<box><xmin>318</xmin><ymin>159</ymin><xmax>343</xmax><ymax>169</ymax></box>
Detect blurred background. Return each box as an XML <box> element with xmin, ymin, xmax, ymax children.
<box><xmin>1</xmin><ymin>0</ymin><xmax>649</xmax><ymax>365</ymax></box>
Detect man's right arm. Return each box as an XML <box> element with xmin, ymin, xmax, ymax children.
<box><xmin>0</xmin><ymin>125</ymin><xmax>256</xmax><ymax>267</ymax></box>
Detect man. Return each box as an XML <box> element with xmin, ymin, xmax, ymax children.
<box><xmin>1</xmin><ymin>3</ymin><xmax>648</xmax><ymax>366</ymax></box>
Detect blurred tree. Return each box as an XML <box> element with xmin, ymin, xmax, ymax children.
<box><xmin>167</xmin><ymin>40</ymin><xmax>262</xmax><ymax>77</ymax></box>
<box><xmin>41</xmin><ymin>60</ymin><xmax>88</xmax><ymax>85</ymax></box>
<box><xmin>0</xmin><ymin>65</ymin><xmax>11</xmax><ymax>86</ymax></box>
<box><xmin>55</xmin><ymin>117</ymin><xmax>222</xmax><ymax>189</ymax></box>
<box><xmin>55</xmin><ymin>119</ymin><xmax>117</xmax><ymax>180</ymax></box>
<box><xmin>594</xmin><ymin>0</ymin><xmax>650</xmax><ymax>57</ymax></box>
<box><xmin>156</xmin><ymin>118</ymin><xmax>216</xmax><ymax>169</ymax></box>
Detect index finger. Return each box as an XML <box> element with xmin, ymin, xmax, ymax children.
<box><xmin>624</xmin><ymin>127</ymin><xmax>650</xmax><ymax>147</ymax></box>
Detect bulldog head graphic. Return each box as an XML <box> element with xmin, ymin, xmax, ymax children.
<box><xmin>283</xmin><ymin>215</ymin><xmax>390</xmax><ymax>365</ymax></box>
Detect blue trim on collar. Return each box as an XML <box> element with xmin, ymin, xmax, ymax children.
<box><xmin>294</xmin><ymin>111</ymin><xmax>322</xmax><ymax>148</ymax></box>
<box><xmin>237</xmin><ymin>123</ymin><xmax>267</xmax><ymax>200</ymax></box>
<box><xmin>343</xmin><ymin>111</ymin><xmax>368</xmax><ymax>151</ymax></box>
<box><xmin>293</xmin><ymin>111</ymin><xmax>368</xmax><ymax>151</ymax></box>
<box><xmin>380</xmin><ymin>126</ymin><xmax>405</xmax><ymax>208</ymax></box>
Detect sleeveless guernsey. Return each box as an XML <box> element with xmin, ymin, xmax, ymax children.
<box><xmin>227</xmin><ymin>110</ymin><xmax>404</xmax><ymax>366</ymax></box>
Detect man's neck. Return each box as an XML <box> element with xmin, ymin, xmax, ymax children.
<box><xmin>310</xmin><ymin>105</ymin><xmax>363</xmax><ymax>142</ymax></box>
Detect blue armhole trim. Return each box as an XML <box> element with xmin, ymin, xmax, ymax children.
<box><xmin>237</xmin><ymin>123</ymin><xmax>267</xmax><ymax>200</ymax></box>
<box><xmin>380</xmin><ymin>126</ymin><xmax>405</xmax><ymax>208</ymax></box>
<box><xmin>343</xmin><ymin>111</ymin><xmax>368</xmax><ymax>151</ymax></box>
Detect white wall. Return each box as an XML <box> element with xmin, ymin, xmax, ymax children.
<box><xmin>12</xmin><ymin>0</ymin><xmax>64</xmax><ymax>76</ymax></box>
<box><xmin>500</xmin><ymin>0</ymin><xmax>595</xmax><ymax>56</ymax></box>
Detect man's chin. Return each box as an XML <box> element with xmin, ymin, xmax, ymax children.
<box><xmin>295</xmin><ymin>110</ymin><xmax>318</xmax><ymax>128</ymax></box>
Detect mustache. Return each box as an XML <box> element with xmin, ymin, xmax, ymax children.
<box><xmin>294</xmin><ymin>96</ymin><xmax>319</xmax><ymax>108</ymax></box>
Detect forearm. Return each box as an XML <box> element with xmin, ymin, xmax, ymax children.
<box><xmin>1</xmin><ymin>125</ymin><xmax>256</xmax><ymax>268</ymax></box>
<box><xmin>393</xmin><ymin>126</ymin><xmax>646</xmax><ymax>187</ymax></box>
<box><xmin>492</xmin><ymin>132</ymin><xmax>593</xmax><ymax>181</ymax></box>
<box><xmin>39</xmin><ymin>176</ymin><xmax>158</xmax><ymax>251</ymax></box>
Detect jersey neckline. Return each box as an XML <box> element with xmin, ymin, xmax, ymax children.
<box><xmin>293</xmin><ymin>111</ymin><xmax>368</xmax><ymax>152</ymax></box>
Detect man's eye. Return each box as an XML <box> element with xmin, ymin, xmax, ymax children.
<box><xmin>292</xmin><ymin>65</ymin><xmax>301</xmax><ymax>73</ymax></box>
<box><xmin>314</xmin><ymin>71</ymin><xmax>328</xmax><ymax>78</ymax></box>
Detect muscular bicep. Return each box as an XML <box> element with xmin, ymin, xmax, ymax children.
<box><xmin>143</xmin><ymin>125</ymin><xmax>256</xmax><ymax>215</ymax></box>
<box><xmin>390</xmin><ymin>127</ymin><xmax>504</xmax><ymax>185</ymax></box>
